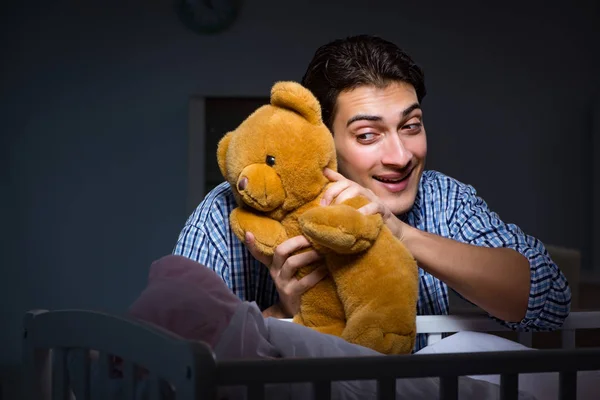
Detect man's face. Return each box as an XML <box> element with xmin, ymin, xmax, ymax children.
<box><xmin>330</xmin><ymin>81</ymin><xmax>427</xmax><ymax>216</ymax></box>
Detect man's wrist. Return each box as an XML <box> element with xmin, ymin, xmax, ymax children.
<box><xmin>261</xmin><ymin>302</ymin><xmax>290</xmax><ymax>318</ymax></box>
<box><xmin>399</xmin><ymin>223</ymin><xmax>430</xmax><ymax>270</ymax></box>
<box><xmin>398</xmin><ymin>222</ymin><xmax>420</xmax><ymax>248</ymax></box>
<box><xmin>387</xmin><ymin>214</ymin><xmax>408</xmax><ymax>242</ymax></box>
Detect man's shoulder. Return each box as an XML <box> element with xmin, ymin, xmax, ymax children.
<box><xmin>417</xmin><ymin>170</ymin><xmax>481</xmax><ymax>215</ymax></box>
<box><xmin>419</xmin><ymin>170</ymin><xmax>471</xmax><ymax>196</ymax></box>
<box><xmin>186</xmin><ymin>182</ymin><xmax>236</xmax><ymax>228</ymax></box>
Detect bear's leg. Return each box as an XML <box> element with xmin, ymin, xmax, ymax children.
<box><xmin>342</xmin><ymin>310</ymin><xmax>416</xmax><ymax>355</ymax></box>
<box><xmin>329</xmin><ymin>229</ymin><xmax>420</xmax><ymax>355</ymax></box>
<box><xmin>292</xmin><ymin>275</ymin><xmax>346</xmax><ymax>337</ymax></box>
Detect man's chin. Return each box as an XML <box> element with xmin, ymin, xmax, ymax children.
<box><xmin>386</xmin><ymin>194</ymin><xmax>417</xmax><ymax>216</ymax></box>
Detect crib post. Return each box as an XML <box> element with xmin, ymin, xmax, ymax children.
<box><xmin>178</xmin><ymin>341</ymin><xmax>219</xmax><ymax>400</ymax></box>
<box><xmin>561</xmin><ymin>329</ymin><xmax>576</xmax><ymax>349</ymax></box>
<box><xmin>516</xmin><ymin>331</ymin><xmax>532</xmax><ymax>347</ymax></box>
<box><xmin>22</xmin><ymin>310</ymin><xmax>52</xmax><ymax>400</ymax></box>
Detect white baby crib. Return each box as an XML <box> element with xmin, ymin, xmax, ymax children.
<box><xmin>21</xmin><ymin>308</ymin><xmax>600</xmax><ymax>400</ymax></box>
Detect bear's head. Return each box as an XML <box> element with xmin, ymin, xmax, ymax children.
<box><xmin>217</xmin><ymin>81</ymin><xmax>337</xmax><ymax>220</ymax></box>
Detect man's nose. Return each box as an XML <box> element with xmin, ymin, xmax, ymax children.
<box><xmin>382</xmin><ymin>136</ymin><xmax>412</xmax><ymax>167</ymax></box>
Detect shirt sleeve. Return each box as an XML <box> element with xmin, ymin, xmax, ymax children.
<box><xmin>172</xmin><ymin>203</ymin><xmax>232</xmax><ymax>291</ymax></box>
<box><xmin>445</xmin><ymin>181</ymin><xmax>571</xmax><ymax>331</ymax></box>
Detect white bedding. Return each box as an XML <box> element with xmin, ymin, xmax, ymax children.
<box><xmin>211</xmin><ymin>302</ymin><xmax>536</xmax><ymax>400</ymax></box>
<box><xmin>416</xmin><ymin>330</ymin><xmax>600</xmax><ymax>400</ymax></box>
<box><xmin>70</xmin><ymin>302</ymin><xmax>598</xmax><ymax>399</ymax></box>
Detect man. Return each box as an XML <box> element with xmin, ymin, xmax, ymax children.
<box><xmin>173</xmin><ymin>34</ymin><xmax>571</xmax><ymax>352</ymax></box>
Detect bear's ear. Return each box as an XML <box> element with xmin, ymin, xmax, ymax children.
<box><xmin>270</xmin><ymin>81</ymin><xmax>322</xmax><ymax>125</ymax></box>
<box><xmin>216</xmin><ymin>131</ymin><xmax>232</xmax><ymax>179</ymax></box>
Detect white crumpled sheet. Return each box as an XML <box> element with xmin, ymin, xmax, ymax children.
<box><xmin>417</xmin><ymin>330</ymin><xmax>600</xmax><ymax>400</ymax></box>
<box><xmin>213</xmin><ymin>302</ymin><xmax>537</xmax><ymax>400</ymax></box>
<box><xmin>74</xmin><ymin>299</ymin><xmax>597</xmax><ymax>400</ymax></box>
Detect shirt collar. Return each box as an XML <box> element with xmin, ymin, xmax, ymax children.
<box><xmin>398</xmin><ymin>172</ymin><xmax>425</xmax><ymax>227</ymax></box>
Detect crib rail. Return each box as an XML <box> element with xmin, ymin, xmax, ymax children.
<box><xmin>22</xmin><ymin>309</ymin><xmax>217</xmax><ymax>400</ymax></box>
<box><xmin>216</xmin><ymin>348</ymin><xmax>600</xmax><ymax>400</ymax></box>
<box><xmin>22</xmin><ymin>309</ymin><xmax>600</xmax><ymax>400</ymax></box>
<box><xmin>417</xmin><ymin>311</ymin><xmax>600</xmax><ymax>347</ymax></box>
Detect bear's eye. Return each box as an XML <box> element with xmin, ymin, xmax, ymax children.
<box><xmin>266</xmin><ymin>155</ymin><xmax>276</xmax><ymax>166</ymax></box>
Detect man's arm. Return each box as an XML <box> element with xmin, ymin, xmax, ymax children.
<box><xmin>399</xmin><ymin>182</ymin><xmax>571</xmax><ymax>329</ymax></box>
<box><xmin>262</xmin><ymin>302</ymin><xmax>289</xmax><ymax>318</ymax></box>
<box><xmin>403</xmin><ymin>228</ymin><xmax>530</xmax><ymax>322</ymax></box>
<box><xmin>172</xmin><ymin>184</ymin><xmax>235</xmax><ymax>292</ymax></box>
<box><xmin>173</xmin><ymin>223</ymin><xmax>232</xmax><ymax>289</ymax></box>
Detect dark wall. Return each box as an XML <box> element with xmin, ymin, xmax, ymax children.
<box><xmin>2</xmin><ymin>0</ymin><xmax>598</xmax><ymax>397</ymax></box>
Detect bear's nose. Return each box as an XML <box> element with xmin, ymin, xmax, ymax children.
<box><xmin>237</xmin><ymin>177</ymin><xmax>248</xmax><ymax>191</ymax></box>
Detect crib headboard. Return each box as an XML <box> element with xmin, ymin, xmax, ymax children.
<box><xmin>22</xmin><ymin>309</ymin><xmax>218</xmax><ymax>400</ymax></box>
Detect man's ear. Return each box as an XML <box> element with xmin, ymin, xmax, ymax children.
<box><xmin>216</xmin><ymin>132</ymin><xmax>232</xmax><ymax>179</ymax></box>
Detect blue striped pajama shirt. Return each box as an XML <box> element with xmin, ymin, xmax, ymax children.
<box><xmin>173</xmin><ymin>170</ymin><xmax>571</xmax><ymax>352</ymax></box>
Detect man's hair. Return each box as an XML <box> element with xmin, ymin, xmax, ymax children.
<box><xmin>301</xmin><ymin>35</ymin><xmax>427</xmax><ymax>130</ymax></box>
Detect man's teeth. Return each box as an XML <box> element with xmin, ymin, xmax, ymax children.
<box><xmin>376</xmin><ymin>176</ymin><xmax>403</xmax><ymax>183</ymax></box>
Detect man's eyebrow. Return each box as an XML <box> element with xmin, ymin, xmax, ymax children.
<box><xmin>346</xmin><ymin>103</ymin><xmax>422</xmax><ymax>127</ymax></box>
<box><xmin>346</xmin><ymin>114</ymin><xmax>381</xmax><ymax>127</ymax></box>
<box><xmin>402</xmin><ymin>103</ymin><xmax>421</xmax><ymax>117</ymax></box>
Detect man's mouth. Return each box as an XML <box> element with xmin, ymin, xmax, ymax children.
<box><xmin>373</xmin><ymin>169</ymin><xmax>412</xmax><ymax>184</ymax></box>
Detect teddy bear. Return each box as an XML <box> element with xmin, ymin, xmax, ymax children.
<box><xmin>216</xmin><ymin>81</ymin><xmax>419</xmax><ymax>355</ymax></box>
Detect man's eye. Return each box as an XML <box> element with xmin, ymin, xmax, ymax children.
<box><xmin>403</xmin><ymin>123</ymin><xmax>422</xmax><ymax>130</ymax></box>
<box><xmin>357</xmin><ymin>133</ymin><xmax>376</xmax><ymax>141</ymax></box>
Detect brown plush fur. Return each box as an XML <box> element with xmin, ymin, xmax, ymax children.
<box><xmin>217</xmin><ymin>81</ymin><xmax>419</xmax><ymax>354</ymax></box>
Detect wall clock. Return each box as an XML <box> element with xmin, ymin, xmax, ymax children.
<box><xmin>176</xmin><ymin>0</ymin><xmax>242</xmax><ymax>34</ymax></box>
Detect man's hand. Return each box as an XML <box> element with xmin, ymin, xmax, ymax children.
<box><xmin>245</xmin><ymin>232</ymin><xmax>327</xmax><ymax>318</ymax></box>
<box><xmin>321</xmin><ymin>168</ymin><xmax>408</xmax><ymax>241</ymax></box>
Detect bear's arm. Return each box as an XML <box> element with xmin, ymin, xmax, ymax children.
<box><xmin>230</xmin><ymin>207</ymin><xmax>288</xmax><ymax>257</ymax></box>
<box><xmin>298</xmin><ymin>196</ymin><xmax>383</xmax><ymax>255</ymax></box>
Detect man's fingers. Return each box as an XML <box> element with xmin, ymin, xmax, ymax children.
<box><xmin>323</xmin><ymin>167</ymin><xmax>345</xmax><ymax>181</ymax></box>
<box><xmin>331</xmin><ymin>187</ymin><xmax>364</xmax><ymax>205</ymax></box>
<box><xmin>358</xmin><ymin>201</ymin><xmax>383</xmax><ymax>216</ymax></box>
<box><xmin>294</xmin><ymin>265</ymin><xmax>328</xmax><ymax>292</ymax></box>
<box><xmin>321</xmin><ymin>180</ymin><xmax>351</xmax><ymax>206</ymax></box>
<box><xmin>321</xmin><ymin>171</ymin><xmax>378</xmax><ymax>206</ymax></box>
<box><xmin>272</xmin><ymin>235</ymin><xmax>313</xmax><ymax>271</ymax></box>
<box><xmin>280</xmin><ymin>249</ymin><xmax>322</xmax><ymax>281</ymax></box>
<box><xmin>245</xmin><ymin>232</ymin><xmax>272</xmax><ymax>267</ymax></box>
